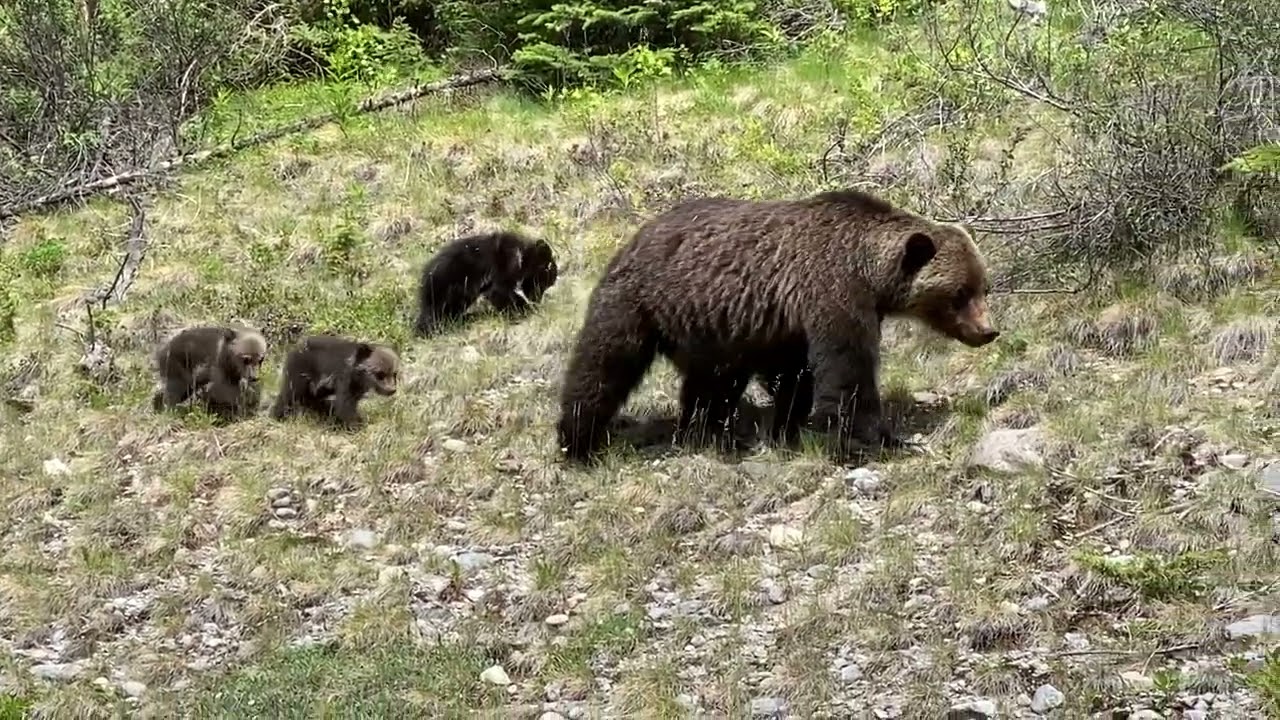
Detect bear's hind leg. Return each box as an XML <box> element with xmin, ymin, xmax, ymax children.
<box><xmin>557</xmin><ymin>294</ymin><xmax>657</xmax><ymax>462</ymax></box>
<box><xmin>676</xmin><ymin>364</ymin><xmax>749</xmax><ymax>448</ymax></box>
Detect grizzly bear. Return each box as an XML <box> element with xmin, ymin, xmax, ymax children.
<box><xmin>555</xmin><ymin>189</ymin><xmax>999</xmax><ymax>462</ymax></box>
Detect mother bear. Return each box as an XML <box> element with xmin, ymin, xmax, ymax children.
<box><xmin>556</xmin><ymin>188</ymin><xmax>1000</xmax><ymax>461</ymax></box>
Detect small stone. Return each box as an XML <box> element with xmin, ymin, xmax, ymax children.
<box><xmin>442</xmin><ymin>438</ymin><xmax>469</xmax><ymax>453</ymax></box>
<box><xmin>480</xmin><ymin>665</ymin><xmax>510</xmax><ymax>685</ymax></box>
<box><xmin>839</xmin><ymin>665</ymin><xmax>863</xmax><ymax>682</ymax></box>
<box><xmin>1221</xmin><ymin>453</ymin><xmax>1249</xmax><ymax>470</ymax></box>
<box><xmin>1183</xmin><ymin>712</ymin><xmax>1206</xmax><ymax>720</ymax></box>
<box><xmin>949</xmin><ymin>699</ymin><xmax>997</xmax><ymax>717</ymax></box>
<box><xmin>1030</xmin><ymin>684</ymin><xmax>1064</xmax><ymax>713</ymax></box>
<box><xmin>539</xmin><ymin>714</ymin><xmax>567</xmax><ymax>720</ymax></box>
<box><xmin>266</xmin><ymin>487</ymin><xmax>291</xmax><ymax>501</ymax></box>
<box><xmin>273</xmin><ymin>507</ymin><xmax>297</xmax><ymax>519</ymax></box>
<box><xmin>966</xmin><ymin>500</ymin><xmax>990</xmax><ymax>514</ymax></box>
<box><xmin>271</xmin><ymin>496</ymin><xmax>293</xmax><ymax>508</ymax></box>
<box><xmin>1023</xmin><ymin>596</ymin><xmax>1050</xmax><ymax>612</ymax></box>
<box><xmin>545</xmin><ymin>614</ymin><xmax>570</xmax><ymax>627</ymax></box>
<box><xmin>1120</xmin><ymin>671</ymin><xmax>1155</xmax><ymax>690</ymax></box>
<box><xmin>1129</xmin><ymin>711</ymin><xmax>1160</xmax><ymax>720</ymax></box>
<box><xmin>969</xmin><ymin>427</ymin><xmax>1046</xmax><ymax>473</ymax></box>
<box><xmin>762</xmin><ymin>580</ymin><xmax>787</xmax><ymax>605</ymax></box>
<box><xmin>454</xmin><ymin>552</ymin><xmax>493</xmax><ymax>572</ymax></box>
<box><xmin>1225</xmin><ymin>614</ymin><xmax>1280</xmax><ymax>640</ymax></box>
<box><xmin>844</xmin><ymin>467</ymin><xmax>882</xmax><ymax>495</ymax></box>
<box><xmin>767</xmin><ymin>524</ymin><xmax>803</xmax><ymax>549</ymax></box>
<box><xmin>378</xmin><ymin>567</ymin><xmax>406</xmax><ymax>585</ymax></box>
<box><xmin>345</xmin><ymin>529</ymin><xmax>380</xmax><ymax>550</ymax></box>
<box><xmin>42</xmin><ymin>458</ymin><xmax>71</xmax><ymax>477</ymax></box>
<box><xmin>30</xmin><ymin>662</ymin><xmax>83</xmax><ymax>682</ymax></box>
<box><xmin>750</xmin><ymin>696</ymin><xmax>789</xmax><ymax>717</ymax></box>
<box><xmin>1261</xmin><ymin>462</ymin><xmax>1280</xmax><ymax>494</ymax></box>
<box><xmin>119</xmin><ymin>680</ymin><xmax>146</xmax><ymax>698</ymax></box>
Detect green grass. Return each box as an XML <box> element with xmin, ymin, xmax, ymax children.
<box><xmin>0</xmin><ymin>20</ymin><xmax>1278</xmax><ymax>719</ymax></box>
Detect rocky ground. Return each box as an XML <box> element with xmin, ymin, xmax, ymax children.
<box><xmin>1</xmin><ymin>35</ymin><xmax>1279</xmax><ymax>720</ymax></box>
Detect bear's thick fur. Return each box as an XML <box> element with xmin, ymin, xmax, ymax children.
<box><xmin>556</xmin><ymin>189</ymin><xmax>999</xmax><ymax>461</ymax></box>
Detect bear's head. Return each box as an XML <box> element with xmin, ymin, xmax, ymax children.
<box><xmin>897</xmin><ymin>221</ymin><xmax>999</xmax><ymax>348</ymax></box>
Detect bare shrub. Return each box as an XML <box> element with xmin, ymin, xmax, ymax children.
<box><xmin>1207</xmin><ymin>317</ymin><xmax>1274</xmax><ymax>365</ymax></box>
<box><xmin>826</xmin><ymin>0</ymin><xmax>1280</xmax><ymax>288</ymax></box>
<box><xmin>0</xmin><ymin>0</ymin><xmax>288</xmax><ymax>209</ymax></box>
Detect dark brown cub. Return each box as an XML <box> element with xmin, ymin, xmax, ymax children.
<box><xmin>151</xmin><ymin>325</ymin><xmax>267</xmax><ymax>420</ymax></box>
<box><xmin>270</xmin><ymin>335</ymin><xmax>400</xmax><ymax>429</ymax></box>
<box><xmin>414</xmin><ymin>230</ymin><xmax>559</xmax><ymax>336</ymax></box>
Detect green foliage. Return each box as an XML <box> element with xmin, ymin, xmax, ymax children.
<box><xmin>1247</xmin><ymin>648</ymin><xmax>1280</xmax><ymax>717</ymax></box>
<box><xmin>835</xmin><ymin>0</ymin><xmax>930</xmax><ymax>26</ymax></box>
<box><xmin>19</xmin><ymin>237</ymin><xmax>68</xmax><ymax>279</ymax></box>
<box><xmin>1073</xmin><ymin>548</ymin><xmax>1228</xmax><ymax>602</ymax></box>
<box><xmin>0</xmin><ymin>255</ymin><xmax>18</xmax><ymax>344</ymax></box>
<box><xmin>1222</xmin><ymin>143</ymin><xmax>1280</xmax><ymax>176</ymax></box>
<box><xmin>288</xmin><ymin>0</ymin><xmax>427</xmax><ymax>84</ymax></box>
<box><xmin>510</xmin><ymin>0</ymin><xmax>784</xmax><ymax>90</ymax></box>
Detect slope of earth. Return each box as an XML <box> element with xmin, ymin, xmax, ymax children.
<box><xmin>1</xmin><ymin>37</ymin><xmax>1279</xmax><ymax>720</ymax></box>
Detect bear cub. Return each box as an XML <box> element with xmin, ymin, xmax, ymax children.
<box><xmin>414</xmin><ymin>230</ymin><xmax>559</xmax><ymax>336</ymax></box>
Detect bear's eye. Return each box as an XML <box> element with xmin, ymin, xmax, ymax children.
<box><xmin>951</xmin><ymin>291</ymin><xmax>972</xmax><ymax>310</ymax></box>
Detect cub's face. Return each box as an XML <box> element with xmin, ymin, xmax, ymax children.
<box><xmin>227</xmin><ymin>332</ymin><xmax>267</xmax><ymax>383</ymax></box>
<box><xmin>522</xmin><ymin>241</ymin><xmax>559</xmax><ymax>302</ymax></box>
<box><xmin>355</xmin><ymin>346</ymin><xmax>400</xmax><ymax>396</ymax></box>
<box><xmin>902</xmin><ymin>224</ymin><xmax>1000</xmax><ymax>348</ymax></box>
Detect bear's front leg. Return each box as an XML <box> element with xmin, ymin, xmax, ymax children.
<box><xmin>806</xmin><ymin>319</ymin><xmax>898</xmax><ymax>451</ymax></box>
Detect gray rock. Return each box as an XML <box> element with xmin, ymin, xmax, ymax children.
<box><xmin>479</xmin><ymin>664</ymin><xmax>510</xmax><ymax>685</ymax></box>
<box><xmin>119</xmin><ymin>680</ymin><xmax>147</xmax><ymax>698</ymax></box>
<box><xmin>844</xmin><ymin>467</ymin><xmax>882</xmax><ymax>495</ymax></box>
<box><xmin>839</xmin><ymin>664</ymin><xmax>863</xmax><ymax>682</ymax></box>
<box><xmin>345</xmin><ymin>529</ymin><xmax>379</xmax><ymax>550</ymax></box>
<box><xmin>1183</xmin><ymin>711</ymin><xmax>1206</xmax><ymax>720</ymax></box>
<box><xmin>266</xmin><ymin>487</ymin><xmax>291</xmax><ymax>501</ymax></box>
<box><xmin>1129</xmin><ymin>711</ymin><xmax>1160</xmax><ymax>720</ymax></box>
<box><xmin>1225</xmin><ymin>614</ymin><xmax>1280</xmax><ymax>640</ymax></box>
<box><xmin>1220</xmin><ymin>453</ymin><xmax>1249</xmax><ymax>470</ymax></box>
<box><xmin>539</xmin><ymin>714</ymin><xmax>567</xmax><ymax>720</ymax></box>
<box><xmin>762</xmin><ymin>580</ymin><xmax>787</xmax><ymax>605</ymax></box>
<box><xmin>271</xmin><ymin>496</ymin><xmax>294</xmax><ymax>508</ymax></box>
<box><xmin>544</xmin><ymin>614</ymin><xmax>570</xmax><ymax>627</ymax></box>
<box><xmin>30</xmin><ymin>662</ymin><xmax>83</xmax><ymax>682</ymax></box>
<box><xmin>1120</xmin><ymin>671</ymin><xmax>1155</xmax><ymax>690</ymax></box>
<box><xmin>949</xmin><ymin>699</ymin><xmax>997</xmax><ymax>717</ymax></box>
<box><xmin>273</xmin><ymin>507</ymin><xmax>298</xmax><ymax>519</ymax></box>
<box><xmin>767</xmin><ymin>525</ymin><xmax>803</xmax><ymax>549</ymax></box>
<box><xmin>969</xmin><ymin>427</ymin><xmax>1046</xmax><ymax>473</ymax></box>
<box><xmin>454</xmin><ymin>552</ymin><xmax>493</xmax><ymax>572</ymax></box>
<box><xmin>1262</xmin><ymin>462</ymin><xmax>1280</xmax><ymax>494</ymax></box>
<box><xmin>750</xmin><ymin>696</ymin><xmax>789</xmax><ymax>717</ymax></box>
<box><xmin>442</xmin><ymin>438</ymin><xmax>469</xmax><ymax>453</ymax></box>
<box><xmin>1030</xmin><ymin>684</ymin><xmax>1064</xmax><ymax>713</ymax></box>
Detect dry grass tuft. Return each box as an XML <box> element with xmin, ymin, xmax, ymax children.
<box><xmin>1207</xmin><ymin>316</ymin><xmax>1274</xmax><ymax>365</ymax></box>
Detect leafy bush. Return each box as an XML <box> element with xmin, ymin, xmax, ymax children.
<box><xmin>286</xmin><ymin>0</ymin><xmax>430</xmax><ymax>83</ymax></box>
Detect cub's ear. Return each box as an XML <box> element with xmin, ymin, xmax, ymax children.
<box><xmin>901</xmin><ymin>232</ymin><xmax>937</xmax><ymax>277</ymax></box>
<box><xmin>528</xmin><ymin>239</ymin><xmax>553</xmax><ymax>262</ymax></box>
<box><xmin>223</xmin><ymin>328</ymin><xmax>239</xmax><ymax>343</ymax></box>
<box><xmin>353</xmin><ymin>343</ymin><xmax>375</xmax><ymax>365</ymax></box>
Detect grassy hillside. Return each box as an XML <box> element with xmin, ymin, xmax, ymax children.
<box><xmin>2</xmin><ymin>28</ymin><xmax>1279</xmax><ymax>720</ymax></box>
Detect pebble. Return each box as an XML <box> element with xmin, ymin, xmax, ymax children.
<box><xmin>767</xmin><ymin>525</ymin><xmax>803</xmax><ymax>549</ymax></box>
<box><xmin>844</xmin><ymin>467</ymin><xmax>882</xmax><ymax>495</ymax></box>
<box><xmin>119</xmin><ymin>680</ymin><xmax>147</xmax><ymax>698</ymax></box>
<box><xmin>42</xmin><ymin>458</ymin><xmax>71</xmax><ymax>477</ymax></box>
<box><xmin>839</xmin><ymin>665</ymin><xmax>863</xmax><ymax>682</ymax></box>
<box><xmin>762</xmin><ymin>580</ymin><xmax>787</xmax><ymax>605</ymax></box>
<box><xmin>271</xmin><ymin>496</ymin><xmax>293</xmax><ymax>508</ymax></box>
<box><xmin>1120</xmin><ymin>671</ymin><xmax>1155</xmax><ymax>690</ymax></box>
<box><xmin>273</xmin><ymin>507</ymin><xmax>298</xmax><ymax>519</ymax></box>
<box><xmin>345</xmin><ymin>529</ymin><xmax>380</xmax><ymax>550</ymax></box>
<box><xmin>30</xmin><ymin>663</ymin><xmax>83</xmax><ymax>682</ymax></box>
<box><xmin>1225</xmin><ymin>614</ymin><xmax>1280</xmax><ymax>640</ymax></box>
<box><xmin>1129</xmin><ymin>711</ymin><xmax>1160</xmax><ymax>720</ymax></box>
<box><xmin>480</xmin><ymin>665</ymin><xmax>510</xmax><ymax>685</ymax></box>
<box><xmin>1030</xmin><ymin>684</ymin><xmax>1064</xmax><ymax>713</ymax></box>
<box><xmin>442</xmin><ymin>438</ymin><xmax>469</xmax><ymax>453</ymax></box>
<box><xmin>1220</xmin><ymin>453</ymin><xmax>1249</xmax><ymax>470</ymax></box>
<box><xmin>750</xmin><ymin>696</ymin><xmax>789</xmax><ymax>717</ymax></box>
<box><xmin>950</xmin><ymin>699</ymin><xmax>997</xmax><ymax>717</ymax></box>
<box><xmin>1262</xmin><ymin>462</ymin><xmax>1280</xmax><ymax>494</ymax></box>
<box><xmin>266</xmin><ymin>487</ymin><xmax>291</xmax><ymax>501</ymax></box>
<box><xmin>454</xmin><ymin>552</ymin><xmax>493</xmax><ymax>572</ymax></box>
<box><xmin>539</xmin><ymin>714</ymin><xmax>567</xmax><ymax>720</ymax></box>
<box><xmin>1183</xmin><ymin>711</ymin><xmax>1207</xmax><ymax>720</ymax></box>
<box><xmin>545</xmin><ymin>614</ymin><xmax>570</xmax><ymax>627</ymax></box>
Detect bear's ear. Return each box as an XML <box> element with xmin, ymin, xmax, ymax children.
<box><xmin>223</xmin><ymin>328</ymin><xmax>238</xmax><ymax>343</ymax></box>
<box><xmin>353</xmin><ymin>343</ymin><xmax>375</xmax><ymax>365</ymax></box>
<box><xmin>530</xmin><ymin>239</ymin><xmax>553</xmax><ymax>262</ymax></box>
<box><xmin>901</xmin><ymin>232</ymin><xmax>937</xmax><ymax>277</ymax></box>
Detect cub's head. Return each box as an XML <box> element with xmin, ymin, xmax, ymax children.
<box><xmin>353</xmin><ymin>343</ymin><xmax>400</xmax><ymax>396</ymax></box>
<box><xmin>224</xmin><ymin>329</ymin><xmax>267</xmax><ymax>383</ymax></box>
<box><xmin>896</xmin><ymin>221</ymin><xmax>999</xmax><ymax>348</ymax></box>
<box><xmin>521</xmin><ymin>239</ymin><xmax>559</xmax><ymax>302</ymax></box>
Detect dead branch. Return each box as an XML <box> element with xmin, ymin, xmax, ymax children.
<box><xmin>0</xmin><ymin>69</ymin><xmax>502</xmax><ymax>219</ymax></box>
<box><xmin>87</xmin><ymin>194</ymin><xmax>147</xmax><ymax>307</ymax></box>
